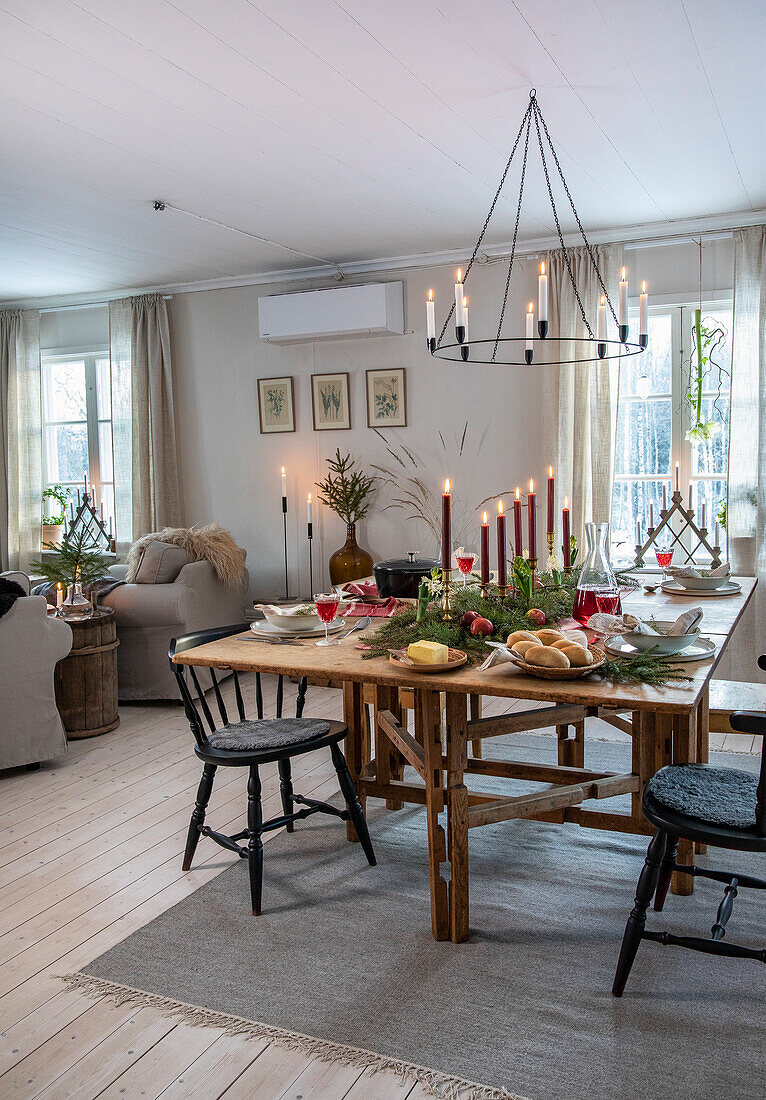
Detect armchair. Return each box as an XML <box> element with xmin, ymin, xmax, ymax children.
<box><xmin>0</xmin><ymin>576</ymin><xmax>72</xmax><ymax>771</ymax></box>
<box><xmin>101</xmin><ymin>559</ymin><xmax>249</xmax><ymax>701</ymax></box>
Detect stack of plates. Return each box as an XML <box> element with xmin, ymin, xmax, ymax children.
<box><xmin>660</xmin><ymin>578</ymin><xmax>741</xmax><ymax>598</ymax></box>
<box><xmin>604</xmin><ymin>634</ymin><xmax>717</xmax><ymax>662</ymax></box>
<box><xmin>249</xmin><ymin>619</ymin><xmax>346</xmax><ymax>640</ymax></box>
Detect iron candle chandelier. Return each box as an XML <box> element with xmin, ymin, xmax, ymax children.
<box><xmin>425</xmin><ymin>90</ymin><xmax>649</xmax><ymax>366</ymax></box>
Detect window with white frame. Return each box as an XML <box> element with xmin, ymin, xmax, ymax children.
<box><xmin>611</xmin><ymin>302</ymin><xmax>731</xmax><ymax>564</ymax></box>
<box><xmin>41</xmin><ymin>350</ymin><xmax>115</xmax><ymax>525</ymax></box>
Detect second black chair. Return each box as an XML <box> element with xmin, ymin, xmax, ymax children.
<box><xmin>169</xmin><ymin>624</ymin><xmax>376</xmax><ymax>916</ymax></box>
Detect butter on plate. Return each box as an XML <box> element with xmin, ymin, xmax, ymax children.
<box><xmin>407</xmin><ymin>640</ymin><xmax>449</xmax><ymax>665</ymax></box>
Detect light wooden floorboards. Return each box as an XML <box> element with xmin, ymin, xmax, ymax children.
<box><xmin>0</xmin><ymin>678</ymin><xmax>755</xmax><ymax>1099</ymax></box>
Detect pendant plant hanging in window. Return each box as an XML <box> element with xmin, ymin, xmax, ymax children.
<box><xmin>684</xmin><ymin>241</ymin><xmax>730</xmax><ymax>446</ymax></box>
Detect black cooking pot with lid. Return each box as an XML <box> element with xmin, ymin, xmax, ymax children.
<box><xmin>373</xmin><ymin>552</ymin><xmax>439</xmax><ymax>599</ymax></box>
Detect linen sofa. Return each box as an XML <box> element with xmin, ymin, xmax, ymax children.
<box><xmin>0</xmin><ymin>572</ymin><xmax>72</xmax><ymax>770</ymax></box>
<box><xmin>101</xmin><ymin>553</ymin><xmax>249</xmax><ymax>702</ymax></box>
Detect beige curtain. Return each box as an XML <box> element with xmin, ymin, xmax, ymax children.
<box><xmin>542</xmin><ymin>243</ymin><xmax>624</xmax><ymax>547</ymax></box>
<box><xmin>725</xmin><ymin>225</ymin><xmax>766</xmax><ymax>680</ymax></box>
<box><xmin>109</xmin><ymin>294</ymin><xmax>181</xmax><ymax>541</ymax></box>
<box><xmin>0</xmin><ymin>310</ymin><xmax>41</xmax><ymax>572</ymax></box>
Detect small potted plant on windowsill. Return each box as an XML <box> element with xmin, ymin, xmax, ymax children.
<box><xmin>316</xmin><ymin>450</ymin><xmax>377</xmax><ymax>585</ymax></box>
<box><xmin>41</xmin><ymin>485</ymin><xmax>71</xmax><ymax>548</ymax></box>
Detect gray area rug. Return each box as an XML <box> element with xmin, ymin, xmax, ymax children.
<box><xmin>69</xmin><ymin>737</ymin><xmax>766</xmax><ymax>1100</ymax></box>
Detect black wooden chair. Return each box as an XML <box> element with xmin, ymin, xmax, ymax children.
<box><xmin>169</xmin><ymin>624</ymin><xmax>376</xmax><ymax>915</ymax></box>
<box><xmin>613</xmin><ymin>654</ymin><xmax>766</xmax><ymax>996</ymax></box>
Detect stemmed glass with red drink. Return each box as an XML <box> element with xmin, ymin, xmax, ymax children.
<box><xmin>594</xmin><ymin>587</ymin><xmax>622</xmax><ymax>616</ymax></box>
<box><xmin>313</xmin><ymin>593</ymin><xmax>342</xmax><ymax>646</ymax></box>
<box><xmin>455</xmin><ymin>549</ymin><xmax>477</xmax><ymax>588</ymax></box>
<box><xmin>655</xmin><ymin>546</ymin><xmax>673</xmax><ymax>579</ymax></box>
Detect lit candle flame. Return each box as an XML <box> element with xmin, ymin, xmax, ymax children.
<box><xmin>307</xmin><ymin>492</ymin><xmax>312</xmax><ymax>502</ymax></box>
<box><xmin>463</xmin><ymin>296</ymin><xmax>468</xmax><ymax>309</ymax></box>
<box><xmin>428</xmin><ymin>288</ymin><xmax>433</xmax><ymax>301</ymax></box>
<box><xmin>564</xmin><ymin>495</ymin><xmax>569</xmax><ymax>508</ymax></box>
<box><xmin>528</xmin><ymin>302</ymin><xmax>534</xmax><ymax>313</ymax></box>
<box><xmin>621</xmin><ymin>266</ymin><xmax>627</xmax><ymax>280</ymax></box>
<box><xmin>641</xmin><ymin>280</ymin><xmax>647</xmax><ymax>293</ymax></box>
<box><xmin>515</xmin><ymin>486</ymin><xmax>520</xmax><ymax>500</ymax></box>
<box><xmin>540</xmin><ymin>261</ymin><xmax>546</xmax><ymax>275</ymax></box>
<box><xmin>482</xmin><ymin>510</ymin><xmax>488</xmax><ymax>524</ymax></box>
<box><xmin>281</xmin><ymin>466</ymin><xmax>285</xmax><ymax>474</ymax></box>
<box><xmin>600</xmin><ymin>294</ymin><xmax>606</xmax><ymax>306</ymax></box>
<box><xmin>548</xmin><ymin>465</ymin><xmax>553</xmax><ymax>478</ymax></box>
<box><xmin>444</xmin><ymin>478</ymin><xmax>451</xmax><ymax>494</ymax></box>
<box><xmin>497</xmin><ymin>499</ymin><xmax>505</xmax><ymax>515</ymax></box>
<box><xmin>456</xmin><ymin>268</ymin><xmax>462</xmax><ymax>283</ymax></box>
<box><xmin>529</xmin><ymin>479</ymin><xmax>534</xmax><ymax>493</ymax></box>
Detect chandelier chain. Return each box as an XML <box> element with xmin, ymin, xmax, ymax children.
<box><xmin>535</xmin><ymin>104</ymin><xmax>620</xmax><ymax>331</ymax></box>
<box><xmin>437</xmin><ymin>101</ymin><xmax>534</xmax><ymax>347</ymax></box>
<box><xmin>492</xmin><ymin>111</ymin><xmax>532</xmax><ymax>363</ymax></box>
<box><xmin>532</xmin><ymin>103</ymin><xmax>593</xmax><ymax>338</ymax></box>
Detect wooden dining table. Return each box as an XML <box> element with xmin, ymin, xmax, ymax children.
<box><xmin>173</xmin><ymin>577</ymin><xmax>756</xmax><ymax>944</ymax></box>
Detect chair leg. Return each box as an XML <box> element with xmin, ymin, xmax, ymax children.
<box><xmin>330</xmin><ymin>741</ymin><xmax>376</xmax><ymax>867</ymax></box>
<box><xmin>247</xmin><ymin>765</ymin><xmax>264</xmax><ymax>916</ymax></box>
<box><xmin>612</xmin><ymin>829</ymin><xmax>667</xmax><ymax>997</ymax></box>
<box><xmin>278</xmin><ymin>757</ymin><xmax>295</xmax><ymax>832</ymax></box>
<box><xmin>183</xmin><ymin>762</ymin><xmax>216</xmax><ymax>871</ymax></box>
<box><xmin>295</xmin><ymin>676</ymin><xmax>308</xmax><ymax>718</ymax></box>
<box><xmin>654</xmin><ymin>833</ymin><xmax>678</xmax><ymax>912</ymax></box>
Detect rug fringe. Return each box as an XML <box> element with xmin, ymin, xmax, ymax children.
<box><xmin>59</xmin><ymin>972</ymin><xmax>527</xmax><ymax>1100</ymax></box>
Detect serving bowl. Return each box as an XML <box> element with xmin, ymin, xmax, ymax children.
<box><xmin>617</xmin><ymin>623</ymin><xmax>700</xmax><ymax>655</ymax></box>
<box><xmin>261</xmin><ymin>605</ymin><xmax>324</xmax><ymax>632</ymax></box>
<box><xmin>673</xmin><ymin>574</ymin><xmax>728</xmax><ymax>591</ymax></box>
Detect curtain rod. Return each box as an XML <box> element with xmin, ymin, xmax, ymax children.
<box><xmin>38</xmin><ymin>296</ymin><xmax>174</xmax><ymax>314</ymax></box>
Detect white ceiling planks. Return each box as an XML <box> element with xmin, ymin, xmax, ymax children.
<box><xmin>0</xmin><ymin>0</ymin><xmax>763</xmax><ymax>303</ymax></box>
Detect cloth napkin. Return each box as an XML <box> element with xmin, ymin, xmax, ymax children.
<box><xmin>665</xmin><ymin>563</ymin><xmax>730</xmax><ymax>579</ymax></box>
<box><xmin>341</xmin><ymin>580</ymin><xmax>379</xmax><ymax>599</ymax></box>
<box><xmin>343</xmin><ymin>597</ymin><xmax>403</xmax><ymax>618</ymax></box>
<box><xmin>254</xmin><ymin>602</ymin><xmax>322</xmax><ymax>617</ymax></box>
<box><xmin>588</xmin><ymin>607</ymin><xmax>703</xmax><ymax>637</ymax></box>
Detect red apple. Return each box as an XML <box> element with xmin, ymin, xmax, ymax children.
<box><xmin>470</xmin><ymin>616</ymin><xmax>493</xmax><ymax>637</ymax></box>
<box><xmin>526</xmin><ymin>608</ymin><xmax>546</xmax><ymax>626</ymax></box>
<box><xmin>460</xmin><ymin>610</ymin><xmax>480</xmax><ymax>630</ymax></box>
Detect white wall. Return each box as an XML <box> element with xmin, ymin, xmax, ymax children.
<box><xmin>168</xmin><ymin>238</ymin><xmax>734</xmax><ymax>601</ymax></box>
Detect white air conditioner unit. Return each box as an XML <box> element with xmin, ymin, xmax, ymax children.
<box><xmin>258</xmin><ymin>282</ymin><xmax>404</xmax><ymax>344</ymax></box>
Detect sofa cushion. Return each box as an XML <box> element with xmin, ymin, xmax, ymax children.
<box><xmin>134</xmin><ymin>541</ymin><xmax>191</xmax><ymax>585</ymax></box>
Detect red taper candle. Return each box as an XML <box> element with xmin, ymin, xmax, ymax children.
<box><xmin>480</xmin><ymin>511</ymin><xmax>490</xmax><ymax>584</ymax></box>
<box><xmin>562</xmin><ymin>496</ymin><xmax>571</xmax><ymax>568</ymax></box>
<box><xmin>528</xmin><ymin>479</ymin><xmax>537</xmax><ymax>561</ymax></box>
<box><xmin>513</xmin><ymin>486</ymin><xmax>523</xmax><ymax>557</ymax></box>
<box><xmin>441</xmin><ymin>479</ymin><xmax>452</xmax><ymax>570</ymax></box>
<box><xmin>547</xmin><ymin>465</ymin><xmax>554</xmax><ymax>534</ymax></box>
<box><xmin>496</xmin><ymin>500</ymin><xmax>507</xmax><ymax>587</ymax></box>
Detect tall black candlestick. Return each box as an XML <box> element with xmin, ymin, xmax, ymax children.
<box><xmin>282</xmin><ymin>495</ymin><xmax>289</xmax><ymax>600</ymax></box>
<box><xmin>307</xmin><ymin>521</ymin><xmax>314</xmax><ymax>600</ymax></box>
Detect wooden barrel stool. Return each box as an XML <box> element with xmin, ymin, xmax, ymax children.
<box><xmin>54</xmin><ymin>607</ymin><xmax>120</xmax><ymax>739</ymax></box>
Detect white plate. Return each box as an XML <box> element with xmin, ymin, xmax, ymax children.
<box><xmin>605</xmin><ymin>635</ymin><xmax>717</xmax><ymax>662</ymax></box>
<box><xmin>660</xmin><ymin>579</ymin><xmax>741</xmax><ymax>598</ymax></box>
<box><xmin>611</xmin><ymin>623</ymin><xmax>701</xmax><ymax>655</ymax></box>
<box><xmin>250</xmin><ymin>619</ymin><xmax>346</xmax><ymax>639</ymax></box>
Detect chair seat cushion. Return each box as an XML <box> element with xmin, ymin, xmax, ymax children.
<box><xmin>208</xmin><ymin>717</ymin><xmax>330</xmax><ymax>752</ymax></box>
<box><xmin>646</xmin><ymin>763</ymin><xmax>758</xmax><ymax>830</ymax></box>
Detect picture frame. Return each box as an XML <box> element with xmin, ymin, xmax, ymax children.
<box><xmin>366</xmin><ymin>367</ymin><xmax>407</xmax><ymax>428</ymax></box>
<box><xmin>311</xmin><ymin>372</ymin><xmax>351</xmax><ymax>430</ymax></box>
<box><xmin>257</xmin><ymin>376</ymin><xmax>295</xmax><ymax>434</ymax></box>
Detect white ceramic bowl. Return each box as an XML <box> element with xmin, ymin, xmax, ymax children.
<box><xmin>261</xmin><ymin>607</ymin><xmax>323</xmax><ymax>632</ymax></box>
<box><xmin>673</xmin><ymin>574</ymin><xmax>728</xmax><ymax>591</ymax></box>
<box><xmin>619</xmin><ymin>623</ymin><xmax>701</xmax><ymax>655</ymax></box>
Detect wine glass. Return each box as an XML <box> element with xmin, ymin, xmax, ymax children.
<box><xmin>655</xmin><ymin>545</ymin><xmax>673</xmax><ymax>579</ymax></box>
<box><xmin>594</xmin><ymin>587</ymin><xmax>621</xmax><ymax>616</ymax></box>
<box><xmin>313</xmin><ymin>592</ymin><xmax>342</xmax><ymax>646</ymax></box>
<box><xmin>455</xmin><ymin>549</ymin><xmax>477</xmax><ymax>588</ymax></box>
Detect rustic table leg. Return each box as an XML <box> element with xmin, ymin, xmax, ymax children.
<box><xmin>696</xmin><ymin>688</ymin><xmax>709</xmax><ymax>855</ymax></box>
<box><xmin>417</xmin><ymin>687</ymin><xmax>449</xmax><ymax>941</ymax></box>
<box><xmin>557</xmin><ymin>721</ymin><xmax>585</xmax><ymax>768</ymax></box>
<box><xmin>342</xmin><ymin>681</ymin><xmax>365</xmax><ymax>843</ymax></box>
<box><xmin>671</xmin><ymin>708</ymin><xmax>698</xmax><ymax>895</ymax></box>
<box><xmin>374</xmin><ymin>684</ymin><xmax>405</xmax><ymax>810</ymax></box>
<box><xmin>446</xmin><ymin>693</ymin><xmax>470</xmax><ymax>943</ymax></box>
<box><xmin>630</xmin><ymin>710</ymin><xmax>656</xmax><ymax>830</ymax></box>
<box><xmin>469</xmin><ymin>693</ymin><xmax>483</xmax><ymax>759</ymax></box>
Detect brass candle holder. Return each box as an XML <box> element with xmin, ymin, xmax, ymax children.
<box><xmin>441</xmin><ymin>567</ymin><xmax>454</xmax><ymax>620</ymax></box>
<box><xmin>496</xmin><ymin>583</ymin><xmax>509</xmax><ymax>602</ymax></box>
<box><xmin>528</xmin><ymin>557</ymin><xmax>538</xmax><ymax>591</ymax></box>
<box><xmin>546</xmin><ymin>531</ymin><xmax>554</xmax><ymax>561</ymax></box>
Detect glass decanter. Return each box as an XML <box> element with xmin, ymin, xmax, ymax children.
<box><xmin>573</xmin><ymin>522</ymin><xmax>621</xmax><ymax>626</ymax></box>
<box><xmin>60</xmin><ymin>581</ymin><xmax>93</xmax><ymax>621</ymax></box>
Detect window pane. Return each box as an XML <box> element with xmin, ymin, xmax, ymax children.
<box><xmin>619</xmin><ymin>312</ymin><xmax>672</xmax><ymax>396</ymax></box>
<box><xmin>98</xmin><ymin>421</ymin><xmax>113</xmax><ymax>482</ymax></box>
<box><xmin>96</xmin><ymin>357</ymin><xmax>111</xmax><ymax>419</ymax></box>
<box><xmin>694</xmin><ymin>479</ymin><xmax>727</xmax><ymax>531</ymax></box>
<box><xmin>45</xmin><ymin>424</ymin><xmax>88</xmax><ymax>483</ymax></box>
<box><xmin>615</xmin><ymin>398</ymin><xmax>672</xmax><ymax>476</ymax></box>
<box><xmin>43</xmin><ymin>360</ymin><xmax>87</xmax><ymax>421</ymax></box>
<box><xmin>98</xmin><ymin>484</ymin><xmax>115</xmax><ymax>530</ymax></box>
<box><xmin>612</xmin><ymin>479</ymin><xmax>669</xmax><ymax>555</ymax></box>
<box><xmin>691</xmin><ymin>396</ymin><xmax>729</xmax><ymax>475</ymax></box>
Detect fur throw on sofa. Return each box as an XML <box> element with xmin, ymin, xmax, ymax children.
<box><xmin>0</xmin><ymin>577</ymin><xmax>27</xmax><ymax>619</ymax></box>
<box><xmin>126</xmin><ymin>524</ymin><xmax>247</xmax><ymax>588</ymax></box>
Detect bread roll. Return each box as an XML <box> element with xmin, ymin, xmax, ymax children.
<box><xmin>550</xmin><ymin>638</ymin><xmax>574</xmax><ymax>651</ymax></box>
<box><xmin>559</xmin><ymin>643</ymin><xmax>593</xmax><ymax>667</ymax></box>
<box><xmin>513</xmin><ymin>639</ymin><xmax>538</xmax><ymax>658</ymax></box>
<box><xmin>533</xmin><ymin>628</ymin><xmax>566</xmax><ymax>646</ymax></box>
<box><xmin>507</xmin><ymin>630</ymin><xmax>539</xmax><ymax>647</ymax></box>
<box><xmin>562</xmin><ymin>628</ymin><xmax>589</xmax><ymax>649</ymax></box>
<box><xmin>523</xmin><ymin>645</ymin><xmax>570</xmax><ymax>669</ymax></box>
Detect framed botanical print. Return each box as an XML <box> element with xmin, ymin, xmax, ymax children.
<box><xmin>257</xmin><ymin>376</ymin><xmax>295</xmax><ymax>434</ymax></box>
<box><xmin>366</xmin><ymin>368</ymin><xmax>406</xmax><ymax>428</ymax></box>
<box><xmin>311</xmin><ymin>372</ymin><xmax>351</xmax><ymax>430</ymax></box>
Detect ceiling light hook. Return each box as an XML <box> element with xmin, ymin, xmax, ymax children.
<box><xmin>529</xmin><ymin>88</ymin><xmax>536</xmax><ymax>99</ymax></box>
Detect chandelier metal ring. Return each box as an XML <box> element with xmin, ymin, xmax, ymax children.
<box><xmin>431</xmin><ymin>336</ymin><xmax>647</xmax><ymax>367</ymax></box>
